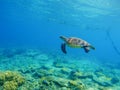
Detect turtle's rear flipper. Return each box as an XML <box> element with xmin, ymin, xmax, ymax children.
<box><xmin>83</xmin><ymin>46</ymin><xmax>90</xmax><ymax>53</ymax></box>
<box><xmin>61</xmin><ymin>43</ymin><xmax>67</xmax><ymax>54</ymax></box>
<box><xmin>90</xmin><ymin>45</ymin><xmax>95</xmax><ymax>50</ymax></box>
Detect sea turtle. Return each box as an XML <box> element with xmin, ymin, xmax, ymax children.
<box><xmin>60</xmin><ymin>36</ymin><xmax>95</xmax><ymax>54</ymax></box>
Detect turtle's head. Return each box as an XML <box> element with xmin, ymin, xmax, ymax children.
<box><xmin>60</xmin><ymin>36</ymin><xmax>68</xmax><ymax>42</ymax></box>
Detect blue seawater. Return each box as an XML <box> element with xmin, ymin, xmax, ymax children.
<box><xmin>0</xmin><ymin>0</ymin><xmax>120</xmax><ymax>90</ymax></box>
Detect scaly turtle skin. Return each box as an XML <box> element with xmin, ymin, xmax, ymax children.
<box><xmin>60</xmin><ymin>36</ymin><xmax>95</xmax><ymax>54</ymax></box>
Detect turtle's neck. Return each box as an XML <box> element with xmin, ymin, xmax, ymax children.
<box><xmin>60</xmin><ymin>36</ymin><xmax>67</xmax><ymax>42</ymax></box>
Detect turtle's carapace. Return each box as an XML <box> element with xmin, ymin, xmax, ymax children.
<box><xmin>60</xmin><ymin>36</ymin><xmax>95</xmax><ymax>54</ymax></box>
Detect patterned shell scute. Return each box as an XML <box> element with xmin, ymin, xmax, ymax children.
<box><xmin>67</xmin><ymin>37</ymin><xmax>83</xmax><ymax>48</ymax></box>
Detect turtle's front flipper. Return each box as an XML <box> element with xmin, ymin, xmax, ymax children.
<box><xmin>61</xmin><ymin>43</ymin><xmax>67</xmax><ymax>54</ymax></box>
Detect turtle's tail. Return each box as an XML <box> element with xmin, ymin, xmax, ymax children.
<box><xmin>59</xmin><ymin>36</ymin><xmax>67</xmax><ymax>42</ymax></box>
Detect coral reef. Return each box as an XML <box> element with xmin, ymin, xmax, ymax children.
<box><xmin>0</xmin><ymin>72</ymin><xmax>5</xmax><ymax>85</ymax></box>
<box><xmin>3</xmin><ymin>81</ymin><xmax>18</xmax><ymax>90</ymax></box>
<box><xmin>0</xmin><ymin>48</ymin><xmax>120</xmax><ymax>90</ymax></box>
<box><xmin>0</xmin><ymin>71</ymin><xmax>25</xmax><ymax>90</ymax></box>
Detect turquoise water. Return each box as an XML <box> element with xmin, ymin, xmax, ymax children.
<box><xmin>0</xmin><ymin>0</ymin><xmax>120</xmax><ymax>90</ymax></box>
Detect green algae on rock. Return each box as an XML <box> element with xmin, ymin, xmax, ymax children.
<box><xmin>61</xmin><ymin>67</ymin><xmax>71</xmax><ymax>75</ymax></box>
<box><xmin>3</xmin><ymin>81</ymin><xmax>18</xmax><ymax>90</ymax></box>
<box><xmin>0</xmin><ymin>72</ymin><xmax>5</xmax><ymax>85</ymax></box>
<box><xmin>0</xmin><ymin>71</ymin><xmax>25</xmax><ymax>90</ymax></box>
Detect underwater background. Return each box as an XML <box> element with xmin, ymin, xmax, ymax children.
<box><xmin>0</xmin><ymin>0</ymin><xmax>120</xmax><ymax>90</ymax></box>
